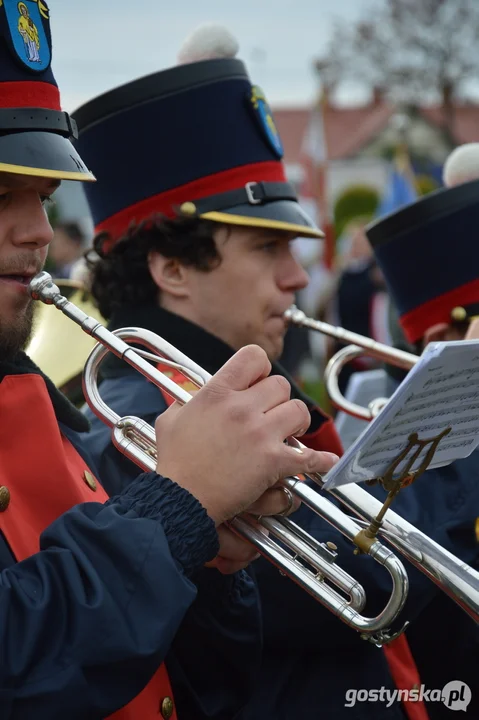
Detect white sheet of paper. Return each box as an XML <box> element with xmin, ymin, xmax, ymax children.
<box><xmin>322</xmin><ymin>339</ymin><xmax>479</xmax><ymax>489</ymax></box>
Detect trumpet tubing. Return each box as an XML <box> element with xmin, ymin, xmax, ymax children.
<box><xmin>285</xmin><ymin>306</ymin><xmax>418</xmax><ymax>370</ymax></box>
<box><xmin>30</xmin><ymin>273</ymin><xmax>479</xmax><ymax>643</ymax></box>
<box><xmin>84</xmin><ymin>330</ymin><xmax>409</xmax><ymax>642</ymax></box>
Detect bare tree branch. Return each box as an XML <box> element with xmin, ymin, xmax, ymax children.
<box><xmin>325</xmin><ymin>0</ymin><xmax>479</xmax><ymax>112</ymax></box>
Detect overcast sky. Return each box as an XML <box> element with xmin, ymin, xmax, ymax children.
<box><xmin>49</xmin><ymin>0</ymin><xmax>378</xmax><ymax>113</ymax></box>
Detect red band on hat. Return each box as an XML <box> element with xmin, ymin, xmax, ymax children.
<box><xmin>0</xmin><ymin>81</ymin><xmax>61</xmax><ymax>110</ymax></box>
<box><xmin>400</xmin><ymin>278</ymin><xmax>479</xmax><ymax>343</ymax></box>
<box><xmin>96</xmin><ymin>160</ymin><xmax>287</xmax><ymax>250</ymax></box>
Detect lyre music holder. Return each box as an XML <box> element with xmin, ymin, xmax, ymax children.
<box><xmin>354</xmin><ymin>427</ymin><xmax>452</xmax><ymax>555</ymax></box>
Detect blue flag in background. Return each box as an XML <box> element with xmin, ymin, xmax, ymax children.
<box><xmin>376</xmin><ymin>167</ymin><xmax>418</xmax><ymax>218</ymax></box>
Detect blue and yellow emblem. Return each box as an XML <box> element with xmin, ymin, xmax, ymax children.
<box><xmin>1</xmin><ymin>0</ymin><xmax>51</xmax><ymax>73</ymax></box>
<box><xmin>249</xmin><ymin>85</ymin><xmax>284</xmax><ymax>159</ymax></box>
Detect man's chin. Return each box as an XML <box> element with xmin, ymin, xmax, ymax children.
<box><xmin>0</xmin><ymin>302</ymin><xmax>35</xmax><ymax>362</ymax></box>
<box><xmin>263</xmin><ymin>335</ymin><xmax>284</xmax><ymax>363</ymax></box>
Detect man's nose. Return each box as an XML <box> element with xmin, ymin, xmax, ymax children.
<box><xmin>11</xmin><ymin>192</ymin><xmax>54</xmax><ymax>250</ymax></box>
<box><xmin>278</xmin><ymin>252</ymin><xmax>309</xmax><ymax>292</ymax></box>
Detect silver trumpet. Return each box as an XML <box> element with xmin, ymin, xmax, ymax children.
<box><xmin>285</xmin><ymin>306</ymin><xmax>418</xmax><ymax>421</ymax></box>
<box><xmin>30</xmin><ymin>273</ymin><xmax>479</xmax><ymax>643</ymax></box>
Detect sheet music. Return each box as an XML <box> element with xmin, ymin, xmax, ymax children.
<box><xmin>323</xmin><ymin>339</ymin><xmax>479</xmax><ymax>489</ymax></box>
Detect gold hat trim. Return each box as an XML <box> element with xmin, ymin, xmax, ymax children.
<box><xmin>0</xmin><ymin>162</ymin><xmax>95</xmax><ymax>182</ymax></box>
<box><xmin>200</xmin><ymin>210</ymin><xmax>324</xmax><ymax>238</ymax></box>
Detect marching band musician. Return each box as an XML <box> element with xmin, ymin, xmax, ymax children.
<box><xmin>0</xmin><ymin>4</ymin><xmax>339</xmax><ymax>718</ymax></box>
<box><xmin>366</xmin><ymin>168</ymin><xmax>479</xmax><ymax>719</ymax></box>
<box><xmin>73</xmin><ymin>23</ymin><xmax>478</xmax><ymax>720</ymax></box>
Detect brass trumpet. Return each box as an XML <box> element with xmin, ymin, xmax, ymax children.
<box><xmin>30</xmin><ymin>273</ymin><xmax>479</xmax><ymax>643</ymax></box>
<box><xmin>284</xmin><ymin>306</ymin><xmax>418</xmax><ymax>421</ymax></box>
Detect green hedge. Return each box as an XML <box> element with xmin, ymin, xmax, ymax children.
<box><xmin>334</xmin><ymin>184</ymin><xmax>380</xmax><ymax>239</ymax></box>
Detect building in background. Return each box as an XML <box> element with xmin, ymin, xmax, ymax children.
<box><xmin>274</xmin><ymin>94</ymin><xmax>479</xmax><ymax>228</ymax></box>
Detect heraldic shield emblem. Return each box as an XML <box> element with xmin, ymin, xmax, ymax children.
<box><xmin>1</xmin><ymin>0</ymin><xmax>51</xmax><ymax>72</ymax></box>
<box><xmin>249</xmin><ymin>85</ymin><xmax>284</xmax><ymax>159</ymax></box>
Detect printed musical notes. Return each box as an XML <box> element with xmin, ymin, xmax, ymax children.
<box><xmin>323</xmin><ymin>340</ymin><xmax>479</xmax><ymax>489</ymax></box>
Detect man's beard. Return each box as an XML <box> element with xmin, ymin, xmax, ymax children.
<box><xmin>0</xmin><ymin>300</ymin><xmax>35</xmax><ymax>362</ymax></box>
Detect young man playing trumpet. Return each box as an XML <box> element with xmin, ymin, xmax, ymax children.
<box><xmin>73</xmin><ymin>25</ymin><xmax>478</xmax><ymax>720</ymax></box>
<box><xmin>0</xmin><ymin>7</ymin><xmax>339</xmax><ymax>717</ymax></box>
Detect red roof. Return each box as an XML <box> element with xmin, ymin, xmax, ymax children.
<box><xmin>272</xmin><ymin>101</ymin><xmax>479</xmax><ymax>164</ymax></box>
<box><xmin>421</xmin><ymin>105</ymin><xmax>479</xmax><ymax>146</ymax></box>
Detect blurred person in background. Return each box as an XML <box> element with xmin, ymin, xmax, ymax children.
<box><xmin>281</xmin><ymin>235</ymin><xmax>338</xmax><ymax>396</ymax></box>
<box><xmin>48</xmin><ymin>221</ymin><xmax>87</xmax><ymax>278</ymax></box>
<box><xmin>383</xmin><ymin>141</ymin><xmax>479</xmax><ymax>398</ymax></box>
<box><xmin>328</xmin><ymin>218</ymin><xmax>389</xmax><ymax>397</ymax></box>
<box><xmin>278</xmin><ymin>235</ymin><xmax>326</xmax><ymax>381</ymax></box>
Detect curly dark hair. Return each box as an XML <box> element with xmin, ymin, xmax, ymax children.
<box><xmin>86</xmin><ymin>215</ymin><xmax>223</xmax><ymax>319</ymax></box>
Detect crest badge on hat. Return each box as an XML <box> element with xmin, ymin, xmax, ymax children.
<box><xmin>1</xmin><ymin>0</ymin><xmax>51</xmax><ymax>73</ymax></box>
<box><xmin>249</xmin><ymin>86</ymin><xmax>284</xmax><ymax>159</ymax></box>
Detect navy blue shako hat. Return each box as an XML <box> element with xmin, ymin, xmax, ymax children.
<box><xmin>366</xmin><ymin>178</ymin><xmax>479</xmax><ymax>343</ymax></box>
<box><xmin>72</xmin><ymin>25</ymin><xmax>323</xmax><ymax>250</ymax></box>
<box><xmin>0</xmin><ymin>0</ymin><xmax>94</xmax><ymax>181</ymax></box>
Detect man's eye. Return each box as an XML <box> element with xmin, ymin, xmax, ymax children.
<box><xmin>261</xmin><ymin>242</ymin><xmax>279</xmax><ymax>252</ymax></box>
<box><xmin>41</xmin><ymin>196</ymin><xmax>55</xmax><ymax>208</ymax></box>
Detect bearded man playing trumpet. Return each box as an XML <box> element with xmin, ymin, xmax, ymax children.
<box><xmin>68</xmin><ymin>24</ymin><xmax>479</xmax><ymax>720</ymax></box>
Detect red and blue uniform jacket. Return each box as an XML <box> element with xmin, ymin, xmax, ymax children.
<box><xmin>84</xmin><ymin>305</ymin><xmax>479</xmax><ymax>720</ymax></box>
<box><xmin>0</xmin><ymin>353</ymin><xmax>261</xmax><ymax>720</ymax></box>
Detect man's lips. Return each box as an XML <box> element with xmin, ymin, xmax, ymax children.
<box><xmin>271</xmin><ymin>307</ymin><xmax>292</xmax><ymax>321</ymax></box>
<box><xmin>269</xmin><ymin>312</ymin><xmax>288</xmax><ymax>326</ymax></box>
<box><xmin>0</xmin><ymin>272</ymin><xmax>38</xmax><ymax>287</ymax></box>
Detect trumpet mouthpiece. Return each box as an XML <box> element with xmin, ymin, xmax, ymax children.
<box><xmin>29</xmin><ymin>271</ymin><xmax>60</xmax><ymax>305</ymax></box>
<box><xmin>284</xmin><ymin>306</ymin><xmax>306</xmax><ymax>325</ymax></box>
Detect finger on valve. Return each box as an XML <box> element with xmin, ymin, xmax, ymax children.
<box><xmin>154</xmin><ymin>346</ymin><xmax>339</xmax><ymax>526</ymax></box>
<box><xmin>245</xmin><ymin>486</ymin><xmax>301</xmax><ymax>518</ymax></box>
<box><xmin>204</xmin><ymin>345</ymin><xmax>272</xmax><ymax>395</ymax></box>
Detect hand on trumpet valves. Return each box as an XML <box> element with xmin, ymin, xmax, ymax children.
<box><xmin>154</xmin><ymin>345</ymin><xmax>339</xmax><ymax>527</ymax></box>
<box><xmin>205</xmin><ymin>485</ymin><xmax>300</xmax><ymax>574</ymax></box>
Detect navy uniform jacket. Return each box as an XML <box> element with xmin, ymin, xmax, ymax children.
<box><xmin>84</xmin><ymin>305</ymin><xmax>479</xmax><ymax>720</ymax></box>
<box><xmin>0</xmin><ymin>353</ymin><xmax>261</xmax><ymax>719</ymax></box>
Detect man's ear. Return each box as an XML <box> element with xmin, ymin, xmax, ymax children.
<box><xmin>148</xmin><ymin>251</ymin><xmax>190</xmax><ymax>298</ymax></box>
<box><xmin>423</xmin><ymin>322</ymin><xmax>450</xmax><ymax>346</ymax></box>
